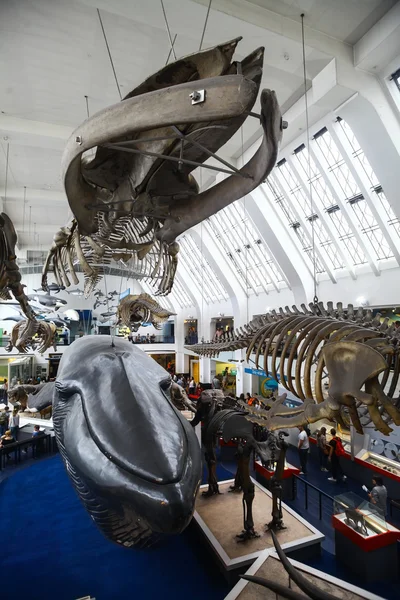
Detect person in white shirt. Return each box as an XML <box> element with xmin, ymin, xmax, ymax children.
<box><xmin>298</xmin><ymin>426</ymin><xmax>310</xmax><ymax>475</ymax></box>
<box><xmin>188</xmin><ymin>378</ymin><xmax>196</xmax><ymax>395</ymax></box>
<box><xmin>212</xmin><ymin>376</ymin><xmax>221</xmax><ymax>389</ymax></box>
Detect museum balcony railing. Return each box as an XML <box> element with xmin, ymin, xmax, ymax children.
<box><xmin>293</xmin><ymin>475</ymin><xmax>334</xmax><ymax>521</ymax></box>
<box><xmin>131</xmin><ymin>335</ymin><xmax>175</xmax><ymax>344</ymax></box>
<box><xmin>0</xmin><ymin>334</ymin><xmax>176</xmax><ymax>349</ymax></box>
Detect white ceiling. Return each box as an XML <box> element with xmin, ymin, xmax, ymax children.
<box><xmin>0</xmin><ymin>0</ymin><xmax>397</xmax><ymax>250</ymax></box>
<box><xmin>246</xmin><ymin>0</ymin><xmax>398</xmax><ymax>43</ymax></box>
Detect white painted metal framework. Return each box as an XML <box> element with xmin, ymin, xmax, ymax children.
<box><xmin>259</xmin><ymin>117</ymin><xmax>398</xmax><ymax>286</ymax></box>
<box><xmin>204</xmin><ymin>202</ymin><xmax>288</xmax><ymax>296</ymax></box>
<box><xmin>177</xmin><ymin>234</ymin><xmax>229</xmax><ymax>304</ymax></box>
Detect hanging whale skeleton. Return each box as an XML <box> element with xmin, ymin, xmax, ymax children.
<box><xmin>187</xmin><ymin>301</ymin><xmax>400</xmax><ymax>435</ymax></box>
<box><xmin>41</xmin><ymin>37</ymin><xmax>284</xmax><ymax>297</ymax></box>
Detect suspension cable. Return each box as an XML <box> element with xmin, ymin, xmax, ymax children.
<box><xmin>241</xmin><ymin>125</ymin><xmax>249</xmax><ymax>323</ymax></box>
<box><xmin>199</xmin><ymin>0</ymin><xmax>212</xmax><ymax>51</ymax></box>
<box><xmin>97</xmin><ymin>9</ymin><xmax>122</xmax><ymax>101</ymax></box>
<box><xmin>3</xmin><ymin>142</ymin><xmax>9</xmax><ymax>208</ymax></box>
<box><xmin>301</xmin><ymin>13</ymin><xmax>318</xmax><ymax>305</ymax></box>
<box><xmin>22</xmin><ymin>186</ymin><xmax>26</xmax><ymax>233</ymax></box>
<box><xmin>160</xmin><ymin>0</ymin><xmax>177</xmax><ymax>61</ymax></box>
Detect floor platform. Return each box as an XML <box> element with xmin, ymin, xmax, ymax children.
<box><xmin>225</xmin><ymin>549</ymin><xmax>385</xmax><ymax>600</ymax></box>
<box><xmin>194</xmin><ymin>478</ymin><xmax>324</xmax><ymax>573</ymax></box>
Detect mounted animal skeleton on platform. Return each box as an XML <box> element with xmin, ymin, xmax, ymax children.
<box><xmin>42</xmin><ymin>38</ymin><xmax>284</xmax><ymax>297</ymax></box>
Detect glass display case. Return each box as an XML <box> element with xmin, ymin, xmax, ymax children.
<box><xmin>8</xmin><ymin>355</ymin><xmax>34</xmax><ymax>386</ymax></box>
<box><xmin>334</xmin><ymin>492</ymin><xmax>388</xmax><ymax>537</ymax></box>
<box><xmin>336</xmin><ymin>424</ymin><xmax>351</xmax><ymax>453</ymax></box>
<box><xmin>356</xmin><ymin>438</ymin><xmax>400</xmax><ymax>477</ymax></box>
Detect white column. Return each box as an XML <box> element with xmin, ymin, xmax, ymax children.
<box><xmin>200</xmin><ymin>357</ymin><xmax>211</xmax><ymax>383</ymax></box>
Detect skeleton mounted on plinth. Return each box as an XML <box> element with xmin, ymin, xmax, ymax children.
<box><xmin>191</xmin><ymin>389</ymin><xmax>290</xmax><ymax>540</ymax></box>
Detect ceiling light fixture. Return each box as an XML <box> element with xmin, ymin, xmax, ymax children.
<box><xmin>356</xmin><ymin>296</ymin><xmax>369</xmax><ymax>307</ymax></box>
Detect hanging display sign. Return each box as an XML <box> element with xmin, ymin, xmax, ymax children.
<box><xmin>120</xmin><ymin>288</ymin><xmax>130</xmax><ymax>300</ymax></box>
<box><xmin>244</xmin><ymin>367</ymin><xmax>267</xmax><ymax>377</ymax></box>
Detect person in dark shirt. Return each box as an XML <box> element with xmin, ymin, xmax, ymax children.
<box><xmin>32</xmin><ymin>425</ymin><xmax>45</xmax><ymax>457</ymax></box>
<box><xmin>327</xmin><ymin>428</ymin><xmax>347</xmax><ymax>483</ymax></box>
<box><xmin>32</xmin><ymin>425</ymin><xmax>41</xmax><ymax>437</ymax></box>
<box><xmin>0</xmin><ymin>430</ymin><xmax>15</xmax><ymax>446</ymax></box>
<box><xmin>0</xmin><ymin>430</ymin><xmax>16</xmax><ymax>461</ymax></box>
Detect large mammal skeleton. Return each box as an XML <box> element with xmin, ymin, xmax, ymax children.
<box><xmin>192</xmin><ymin>389</ymin><xmax>288</xmax><ymax>539</ymax></box>
<box><xmin>1</xmin><ymin>213</ymin><xmax>56</xmax><ymax>353</ymax></box>
<box><xmin>0</xmin><ymin>213</ymin><xmax>35</xmax><ymax>320</ymax></box>
<box><xmin>187</xmin><ymin>302</ymin><xmax>400</xmax><ymax>435</ymax></box>
<box><xmin>42</xmin><ymin>38</ymin><xmax>283</xmax><ymax>296</ymax></box>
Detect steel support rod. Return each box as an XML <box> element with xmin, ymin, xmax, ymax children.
<box><xmin>165</xmin><ymin>33</ymin><xmax>177</xmax><ymax>65</ymax></box>
<box><xmin>160</xmin><ymin>0</ymin><xmax>177</xmax><ymax>61</ymax></box>
<box><xmin>102</xmin><ymin>143</ymin><xmax>252</xmax><ymax>178</ymax></box>
<box><xmin>171</xmin><ymin>125</ymin><xmax>243</xmax><ymax>175</ymax></box>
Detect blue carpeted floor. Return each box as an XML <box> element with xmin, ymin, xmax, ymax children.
<box><xmin>2</xmin><ymin>447</ymin><xmax>400</xmax><ymax>599</ymax></box>
<box><xmin>0</xmin><ymin>455</ymin><xmax>230</xmax><ymax>600</ymax></box>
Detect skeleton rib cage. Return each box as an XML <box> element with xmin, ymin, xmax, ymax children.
<box><xmin>186</xmin><ymin>301</ymin><xmax>400</xmax><ymax>433</ymax></box>
<box><xmin>42</xmin><ymin>213</ymin><xmax>178</xmax><ymax>298</ymax></box>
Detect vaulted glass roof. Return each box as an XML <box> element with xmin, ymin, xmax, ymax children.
<box><xmin>178</xmin><ymin>234</ymin><xmax>229</xmax><ymax>304</ymax></box>
<box><xmin>141</xmin><ymin>276</ymin><xmax>193</xmax><ymax>311</ymax></box>
<box><xmin>262</xmin><ymin>117</ymin><xmax>399</xmax><ymax>282</ymax></box>
<box><xmin>314</xmin><ymin>125</ymin><xmax>395</xmax><ymax>262</ymax></box>
<box><xmin>143</xmin><ymin>117</ymin><xmax>399</xmax><ymax>310</ymax></box>
<box><xmin>205</xmin><ymin>201</ymin><xmax>288</xmax><ymax>295</ymax></box>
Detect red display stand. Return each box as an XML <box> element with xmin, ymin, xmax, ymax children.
<box><xmin>254</xmin><ymin>459</ymin><xmax>300</xmax><ymax>500</ymax></box>
<box><xmin>332</xmin><ymin>514</ymin><xmax>400</xmax><ymax>551</ymax></box>
<box><xmin>332</xmin><ymin>513</ymin><xmax>400</xmax><ymax>581</ymax></box>
<box><xmin>254</xmin><ymin>460</ymin><xmax>300</xmax><ymax>480</ymax></box>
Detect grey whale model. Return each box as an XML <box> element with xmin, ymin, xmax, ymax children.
<box><xmin>53</xmin><ymin>336</ymin><xmax>201</xmax><ymax>547</ymax></box>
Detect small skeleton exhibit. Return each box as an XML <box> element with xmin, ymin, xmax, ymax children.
<box><xmin>117</xmin><ymin>293</ymin><xmax>176</xmax><ymax>331</ymax></box>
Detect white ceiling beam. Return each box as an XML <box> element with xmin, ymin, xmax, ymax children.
<box><xmin>354</xmin><ymin>3</ymin><xmax>400</xmax><ymax>72</ymax></box>
<box><xmin>0</xmin><ymin>114</ymin><xmax>72</xmax><ymax>149</ymax></box>
<box><xmin>12</xmin><ymin>223</ymin><xmax>63</xmax><ymax>234</ymax></box>
<box><xmin>236</xmin><ymin>199</ymin><xmax>285</xmax><ymax>294</ymax></box>
<box><xmin>191</xmin><ymin>0</ymin><xmax>351</xmax><ymax>59</ymax></box>
<box><xmin>174</xmin><ymin>273</ymin><xmax>200</xmax><ymax>313</ymax></box>
<box><xmin>190</xmin><ymin>227</ymin><xmax>244</xmax><ymax>315</ymax></box>
<box><xmin>246</xmin><ymin>190</ymin><xmax>312</xmax><ymax>306</ymax></box>
<box><xmin>1</xmin><ymin>187</ymin><xmax>66</xmax><ymax>203</ymax></box>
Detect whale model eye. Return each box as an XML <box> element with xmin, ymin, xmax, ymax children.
<box><xmin>55</xmin><ymin>380</ymin><xmax>79</xmax><ymax>399</ymax></box>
